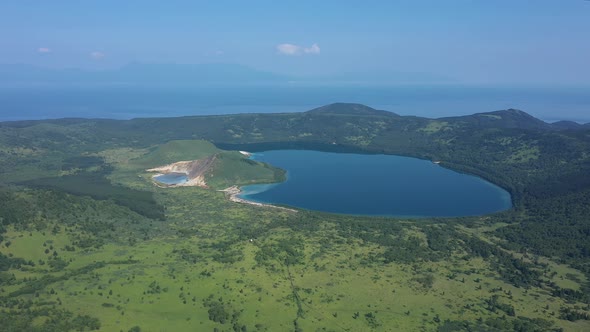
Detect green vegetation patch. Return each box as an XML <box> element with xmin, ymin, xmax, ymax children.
<box><xmin>420</xmin><ymin>121</ymin><xmax>451</xmax><ymax>133</ymax></box>
<box><xmin>205</xmin><ymin>151</ymin><xmax>286</xmax><ymax>189</ymax></box>
<box><xmin>20</xmin><ymin>171</ymin><xmax>165</xmax><ymax>220</ymax></box>
<box><xmin>131</xmin><ymin>139</ymin><xmax>220</xmax><ymax>168</ymax></box>
<box><xmin>506</xmin><ymin>145</ymin><xmax>540</xmax><ymax>164</ymax></box>
<box><xmin>478</xmin><ymin>114</ymin><xmax>503</xmax><ymax>120</ymax></box>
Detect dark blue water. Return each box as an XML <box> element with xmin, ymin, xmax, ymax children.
<box><xmin>154</xmin><ymin>173</ymin><xmax>188</xmax><ymax>185</ymax></box>
<box><xmin>239</xmin><ymin>150</ymin><xmax>512</xmax><ymax>217</ymax></box>
<box><xmin>1</xmin><ymin>84</ymin><xmax>589</xmax><ymax>123</ymax></box>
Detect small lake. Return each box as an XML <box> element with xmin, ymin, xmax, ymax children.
<box><xmin>154</xmin><ymin>173</ymin><xmax>188</xmax><ymax>185</ymax></box>
<box><xmin>239</xmin><ymin>150</ymin><xmax>512</xmax><ymax>217</ymax></box>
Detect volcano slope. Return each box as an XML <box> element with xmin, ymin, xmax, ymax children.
<box><xmin>1</xmin><ymin>103</ymin><xmax>590</xmax><ymax>331</ymax></box>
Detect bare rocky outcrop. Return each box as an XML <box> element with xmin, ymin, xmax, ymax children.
<box><xmin>147</xmin><ymin>154</ymin><xmax>217</xmax><ymax>187</ymax></box>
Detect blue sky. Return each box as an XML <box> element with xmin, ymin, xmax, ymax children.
<box><xmin>1</xmin><ymin>1</ymin><xmax>589</xmax><ymax>85</ymax></box>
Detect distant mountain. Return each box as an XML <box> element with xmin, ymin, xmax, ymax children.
<box><xmin>306</xmin><ymin>103</ymin><xmax>399</xmax><ymax>117</ymax></box>
<box><xmin>306</xmin><ymin>70</ymin><xmax>455</xmax><ymax>84</ymax></box>
<box><xmin>0</xmin><ymin>63</ymin><xmax>290</xmax><ymax>85</ymax></box>
<box><xmin>439</xmin><ymin>109</ymin><xmax>553</xmax><ymax>131</ymax></box>
<box><xmin>0</xmin><ymin>63</ymin><xmax>456</xmax><ymax>86</ymax></box>
<box><xmin>549</xmin><ymin>120</ymin><xmax>590</xmax><ymax>131</ymax></box>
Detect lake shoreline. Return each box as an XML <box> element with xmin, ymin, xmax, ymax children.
<box><xmin>219</xmin><ymin>185</ymin><xmax>297</xmax><ymax>212</ymax></box>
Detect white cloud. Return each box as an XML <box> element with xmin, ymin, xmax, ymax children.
<box><xmin>277</xmin><ymin>43</ymin><xmax>301</xmax><ymax>55</ymax></box>
<box><xmin>90</xmin><ymin>51</ymin><xmax>105</xmax><ymax>60</ymax></box>
<box><xmin>304</xmin><ymin>43</ymin><xmax>320</xmax><ymax>54</ymax></box>
<box><xmin>277</xmin><ymin>43</ymin><xmax>320</xmax><ymax>56</ymax></box>
<box><xmin>37</xmin><ymin>47</ymin><xmax>51</xmax><ymax>53</ymax></box>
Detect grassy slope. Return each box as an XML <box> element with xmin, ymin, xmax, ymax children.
<box><xmin>205</xmin><ymin>151</ymin><xmax>286</xmax><ymax>189</ymax></box>
<box><xmin>1</xmin><ymin>191</ymin><xmax>587</xmax><ymax>331</ymax></box>
<box><xmin>130</xmin><ymin>139</ymin><xmax>221</xmax><ymax>168</ymax></box>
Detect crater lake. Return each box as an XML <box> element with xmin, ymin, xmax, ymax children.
<box><xmin>239</xmin><ymin>150</ymin><xmax>512</xmax><ymax>217</ymax></box>
<box><xmin>154</xmin><ymin>173</ymin><xmax>189</xmax><ymax>185</ymax></box>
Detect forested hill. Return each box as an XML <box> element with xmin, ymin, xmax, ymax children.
<box><xmin>1</xmin><ymin>103</ymin><xmax>590</xmax><ymax>264</ymax></box>
<box><xmin>304</xmin><ymin>103</ymin><xmax>400</xmax><ymax>117</ymax></box>
<box><xmin>440</xmin><ymin>109</ymin><xmax>552</xmax><ymax>130</ymax></box>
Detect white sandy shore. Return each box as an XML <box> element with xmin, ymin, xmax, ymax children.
<box><xmin>219</xmin><ymin>185</ymin><xmax>297</xmax><ymax>212</ymax></box>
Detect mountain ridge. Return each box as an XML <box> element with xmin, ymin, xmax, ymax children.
<box><xmin>305</xmin><ymin>103</ymin><xmax>399</xmax><ymax>117</ymax></box>
<box><xmin>0</xmin><ymin>63</ymin><xmax>455</xmax><ymax>85</ymax></box>
<box><xmin>441</xmin><ymin>108</ymin><xmax>546</xmax><ymax>130</ymax></box>
<box><xmin>3</xmin><ymin>102</ymin><xmax>586</xmax><ymax>132</ymax></box>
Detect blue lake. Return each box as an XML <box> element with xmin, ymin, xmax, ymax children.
<box><xmin>239</xmin><ymin>150</ymin><xmax>512</xmax><ymax>217</ymax></box>
<box><xmin>154</xmin><ymin>173</ymin><xmax>188</xmax><ymax>185</ymax></box>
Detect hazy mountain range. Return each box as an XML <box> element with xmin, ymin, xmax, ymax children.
<box><xmin>0</xmin><ymin>63</ymin><xmax>452</xmax><ymax>86</ymax></box>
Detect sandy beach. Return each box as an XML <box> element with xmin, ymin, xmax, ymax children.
<box><xmin>219</xmin><ymin>185</ymin><xmax>296</xmax><ymax>212</ymax></box>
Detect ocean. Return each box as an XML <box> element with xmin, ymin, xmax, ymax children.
<box><xmin>0</xmin><ymin>84</ymin><xmax>589</xmax><ymax>123</ymax></box>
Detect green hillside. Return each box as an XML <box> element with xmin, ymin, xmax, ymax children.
<box><xmin>129</xmin><ymin>139</ymin><xmax>285</xmax><ymax>189</ymax></box>
<box><xmin>130</xmin><ymin>139</ymin><xmax>221</xmax><ymax>168</ymax></box>
<box><xmin>1</xmin><ymin>103</ymin><xmax>589</xmax><ymax>331</ymax></box>
<box><xmin>204</xmin><ymin>151</ymin><xmax>286</xmax><ymax>189</ymax></box>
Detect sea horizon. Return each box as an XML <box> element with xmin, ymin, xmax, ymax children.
<box><xmin>1</xmin><ymin>84</ymin><xmax>589</xmax><ymax>123</ymax></box>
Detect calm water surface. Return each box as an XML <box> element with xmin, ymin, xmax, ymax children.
<box><xmin>154</xmin><ymin>173</ymin><xmax>188</xmax><ymax>185</ymax></box>
<box><xmin>239</xmin><ymin>150</ymin><xmax>512</xmax><ymax>217</ymax></box>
